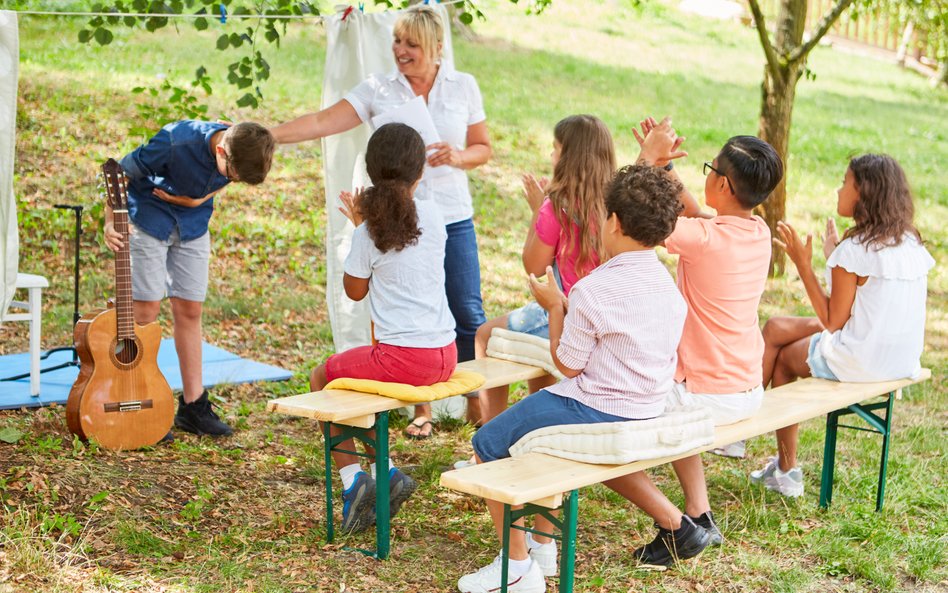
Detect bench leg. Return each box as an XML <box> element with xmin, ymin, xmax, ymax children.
<box><xmin>322</xmin><ymin>412</ymin><xmax>392</xmax><ymax>559</ymax></box>
<box><xmin>819</xmin><ymin>410</ymin><xmax>840</xmax><ymax>509</ymax></box>
<box><xmin>558</xmin><ymin>490</ymin><xmax>578</xmax><ymax>593</ymax></box>
<box><xmin>820</xmin><ymin>392</ymin><xmax>897</xmax><ymax>512</ymax></box>
<box><xmin>498</xmin><ymin>491</ymin><xmax>580</xmax><ymax>593</ymax></box>
<box><xmin>323</xmin><ymin>420</ymin><xmax>335</xmax><ymax>543</ymax></box>
<box><xmin>375</xmin><ymin>411</ymin><xmax>391</xmax><ymax>560</ymax></box>
<box><xmin>875</xmin><ymin>394</ymin><xmax>895</xmax><ymax>512</ymax></box>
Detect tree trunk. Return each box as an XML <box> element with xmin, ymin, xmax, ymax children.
<box><xmin>896</xmin><ymin>20</ymin><xmax>914</xmax><ymax>67</ymax></box>
<box><xmin>755</xmin><ymin>0</ymin><xmax>807</xmax><ymax>277</ymax></box>
<box><xmin>933</xmin><ymin>60</ymin><xmax>948</xmax><ymax>88</ymax></box>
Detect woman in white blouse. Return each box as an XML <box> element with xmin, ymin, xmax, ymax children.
<box><xmin>272</xmin><ymin>6</ymin><xmax>491</xmax><ymax>438</ymax></box>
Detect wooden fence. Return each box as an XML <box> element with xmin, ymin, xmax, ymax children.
<box><xmin>754</xmin><ymin>0</ymin><xmax>941</xmax><ymax>66</ymax></box>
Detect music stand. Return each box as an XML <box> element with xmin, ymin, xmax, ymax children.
<box><xmin>1</xmin><ymin>204</ymin><xmax>84</xmax><ymax>382</ymax></box>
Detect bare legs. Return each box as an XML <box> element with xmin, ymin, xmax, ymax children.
<box><xmin>761</xmin><ymin>316</ymin><xmax>823</xmax><ymax>471</ymax></box>
<box><xmin>134</xmin><ymin>297</ymin><xmax>204</xmax><ymax>404</ymax></box>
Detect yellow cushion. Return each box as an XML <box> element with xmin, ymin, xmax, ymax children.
<box><xmin>324</xmin><ymin>370</ymin><xmax>486</xmax><ymax>403</ymax></box>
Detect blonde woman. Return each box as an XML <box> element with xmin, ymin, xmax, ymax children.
<box><xmin>272</xmin><ymin>6</ymin><xmax>491</xmax><ymax>439</ymax></box>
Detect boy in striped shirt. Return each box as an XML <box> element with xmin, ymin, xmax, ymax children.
<box><xmin>458</xmin><ymin>164</ymin><xmax>708</xmax><ymax>593</ymax></box>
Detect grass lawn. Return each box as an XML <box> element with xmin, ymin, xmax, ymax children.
<box><xmin>1</xmin><ymin>1</ymin><xmax>946</xmax><ymax>591</ymax></box>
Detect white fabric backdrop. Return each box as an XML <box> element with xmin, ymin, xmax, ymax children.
<box><xmin>0</xmin><ymin>11</ymin><xmax>18</xmax><ymax>316</ymax></box>
<box><xmin>321</xmin><ymin>5</ymin><xmax>453</xmax><ymax>353</ymax></box>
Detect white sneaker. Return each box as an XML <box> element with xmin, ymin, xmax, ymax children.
<box><xmin>711</xmin><ymin>440</ymin><xmax>746</xmax><ymax>459</ymax></box>
<box><xmin>528</xmin><ymin>537</ymin><xmax>558</xmax><ymax>577</ymax></box>
<box><xmin>458</xmin><ymin>554</ymin><xmax>545</xmax><ymax>593</ymax></box>
<box><xmin>750</xmin><ymin>456</ymin><xmax>780</xmax><ymax>484</ymax></box>
<box><xmin>453</xmin><ymin>456</ymin><xmax>476</xmax><ymax>470</ymax></box>
<box><xmin>764</xmin><ymin>466</ymin><xmax>804</xmax><ymax>498</ymax></box>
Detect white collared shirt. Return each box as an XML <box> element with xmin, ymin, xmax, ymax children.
<box><xmin>344</xmin><ymin>64</ymin><xmax>486</xmax><ymax>224</ymax></box>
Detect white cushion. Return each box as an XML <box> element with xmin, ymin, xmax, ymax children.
<box><xmin>509</xmin><ymin>405</ymin><xmax>715</xmax><ymax>464</ymax></box>
<box><xmin>486</xmin><ymin>328</ymin><xmax>564</xmax><ymax>380</ymax></box>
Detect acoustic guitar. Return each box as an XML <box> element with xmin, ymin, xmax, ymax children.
<box><xmin>65</xmin><ymin>158</ymin><xmax>174</xmax><ymax>450</ymax></box>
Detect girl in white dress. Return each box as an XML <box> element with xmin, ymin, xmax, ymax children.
<box><xmin>753</xmin><ymin>153</ymin><xmax>935</xmax><ymax>497</ymax></box>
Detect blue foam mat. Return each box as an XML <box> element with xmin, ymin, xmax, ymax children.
<box><xmin>0</xmin><ymin>339</ymin><xmax>293</xmax><ymax>410</ymax></box>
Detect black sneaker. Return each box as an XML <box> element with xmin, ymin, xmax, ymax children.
<box><xmin>692</xmin><ymin>511</ymin><xmax>724</xmax><ymax>546</ymax></box>
<box><xmin>634</xmin><ymin>515</ymin><xmax>711</xmax><ymax>567</ymax></box>
<box><xmin>174</xmin><ymin>390</ymin><xmax>233</xmax><ymax>437</ymax></box>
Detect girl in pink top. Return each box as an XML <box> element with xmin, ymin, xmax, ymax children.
<box><xmin>469</xmin><ymin>115</ymin><xmax>617</xmax><ymax>426</ymax></box>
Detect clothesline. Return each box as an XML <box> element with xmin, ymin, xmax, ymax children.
<box><xmin>10</xmin><ymin>0</ymin><xmax>464</xmax><ymax>21</ymax></box>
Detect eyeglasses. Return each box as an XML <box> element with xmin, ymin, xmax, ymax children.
<box><xmin>222</xmin><ymin>151</ymin><xmax>239</xmax><ymax>182</ymax></box>
<box><xmin>703</xmin><ymin>161</ymin><xmax>733</xmax><ymax>194</ymax></box>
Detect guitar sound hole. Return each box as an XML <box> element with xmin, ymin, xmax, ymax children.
<box><xmin>114</xmin><ymin>338</ymin><xmax>139</xmax><ymax>365</ymax></box>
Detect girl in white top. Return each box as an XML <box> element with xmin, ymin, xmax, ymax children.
<box><xmin>308</xmin><ymin>123</ymin><xmax>457</xmax><ymax>533</ymax></box>
<box><xmin>755</xmin><ymin>154</ymin><xmax>934</xmax><ymax>498</ymax></box>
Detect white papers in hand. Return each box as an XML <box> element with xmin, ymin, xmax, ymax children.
<box><xmin>370</xmin><ymin>96</ymin><xmax>452</xmax><ymax>179</ymax></box>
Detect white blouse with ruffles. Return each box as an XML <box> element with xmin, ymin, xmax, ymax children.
<box><xmin>819</xmin><ymin>233</ymin><xmax>935</xmax><ymax>382</ymax></box>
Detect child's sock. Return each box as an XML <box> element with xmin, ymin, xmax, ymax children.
<box><xmin>508</xmin><ymin>557</ymin><xmax>533</xmax><ymax>577</ymax></box>
<box><xmin>339</xmin><ymin>463</ymin><xmax>362</xmax><ymax>490</ymax></box>
<box><xmin>370</xmin><ymin>462</ymin><xmax>397</xmax><ymax>479</ymax></box>
<box><xmin>525</xmin><ymin>532</ymin><xmax>544</xmax><ymax>550</ymax></box>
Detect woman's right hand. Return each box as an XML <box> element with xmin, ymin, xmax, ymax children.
<box><xmin>521</xmin><ymin>173</ymin><xmax>547</xmax><ymax>214</ymax></box>
<box><xmin>822</xmin><ymin>218</ymin><xmax>839</xmax><ymax>260</ymax></box>
<box><xmin>339</xmin><ymin>188</ymin><xmax>365</xmax><ymax>227</ymax></box>
<box><xmin>774</xmin><ymin>220</ymin><xmax>813</xmax><ymax>271</ymax></box>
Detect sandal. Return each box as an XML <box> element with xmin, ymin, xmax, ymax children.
<box><xmin>405</xmin><ymin>416</ymin><xmax>434</xmax><ymax>440</ymax></box>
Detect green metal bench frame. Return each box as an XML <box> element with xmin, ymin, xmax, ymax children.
<box><xmin>499</xmin><ymin>490</ymin><xmax>579</xmax><ymax>593</ymax></box>
<box><xmin>322</xmin><ymin>412</ymin><xmax>393</xmax><ymax>559</ymax></box>
<box><xmin>820</xmin><ymin>391</ymin><xmax>897</xmax><ymax>512</ymax></box>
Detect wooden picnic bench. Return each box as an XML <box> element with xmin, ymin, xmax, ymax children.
<box><xmin>439</xmin><ymin>370</ymin><xmax>932</xmax><ymax>593</ymax></box>
<box><xmin>266</xmin><ymin>357</ymin><xmax>551</xmax><ymax>559</ymax></box>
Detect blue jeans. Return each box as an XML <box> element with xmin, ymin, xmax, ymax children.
<box><xmin>473</xmin><ymin>389</ymin><xmax>630</xmax><ymax>462</ymax></box>
<box><xmin>806</xmin><ymin>332</ymin><xmax>839</xmax><ymax>380</ymax></box>
<box><xmin>444</xmin><ymin>218</ymin><xmax>486</xmax><ymax>363</ymax></box>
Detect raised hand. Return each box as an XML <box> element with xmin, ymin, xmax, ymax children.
<box><xmin>521</xmin><ymin>173</ymin><xmax>548</xmax><ymax>215</ymax></box>
<box><xmin>636</xmin><ymin>116</ymin><xmax>687</xmax><ymax>167</ymax></box>
<box><xmin>339</xmin><ymin>187</ymin><xmax>365</xmax><ymax>227</ymax></box>
<box><xmin>822</xmin><ymin>218</ymin><xmax>839</xmax><ymax>260</ymax></box>
<box><xmin>529</xmin><ymin>266</ymin><xmax>567</xmax><ymax>313</ymax></box>
<box><xmin>774</xmin><ymin>220</ymin><xmax>813</xmax><ymax>271</ymax></box>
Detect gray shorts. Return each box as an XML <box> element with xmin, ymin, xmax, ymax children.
<box><xmin>129</xmin><ymin>224</ymin><xmax>211</xmax><ymax>302</ymax></box>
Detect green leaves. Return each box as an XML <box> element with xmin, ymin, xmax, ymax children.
<box><xmin>0</xmin><ymin>426</ymin><xmax>24</xmax><ymax>444</ymax></box>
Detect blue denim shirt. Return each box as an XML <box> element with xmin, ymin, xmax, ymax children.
<box><xmin>120</xmin><ymin>120</ymin><xmax>229</xmax><ymax>241</ymax></box>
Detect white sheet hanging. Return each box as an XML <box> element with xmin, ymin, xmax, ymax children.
<box><xmin>0</xmin><ymin>11</ymin><xmax>18</xmax><ymax>316</ymax></box>
<box><xmin>320</xmin><ymin>5</ymin><xmax>453</xmax><ymax>352</ymax></box>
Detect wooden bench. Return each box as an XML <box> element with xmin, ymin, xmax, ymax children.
<box><xmin>266</xmin><ymin>357</ymin><xmax>550</xmax><ymax>559</ymax></box>
<box><xmin>439</xmin><ymin>370</ymin><xmax>932</xmax><ymax>593</ymax></box>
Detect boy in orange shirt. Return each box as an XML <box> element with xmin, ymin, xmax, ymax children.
<box><xmin>634</xmin><ymin>118</ymin><xmax>783</xmax><ymax>549</ymax></box>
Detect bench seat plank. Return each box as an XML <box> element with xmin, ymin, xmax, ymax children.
<box><xmin>440</xmin><ymin>370</ymin><xmax>931</xmax><ymax>507</ymax></box>
<box><xmin>266</xmin><ymin>357</ymin><xmax>550</xmax><ymax>425</ymax></box>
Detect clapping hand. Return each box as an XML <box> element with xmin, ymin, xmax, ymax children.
<box><xmin>633</xmin><ymin>116</ymin><xmax>688</xmax><ymax>167</ymax></box>
<box><xmin>822</xmin><ymin>218</ymin><xmax>839</xmax><ymax>260</ymax></box>
<box><xmin>339</xmin><ymin>188</ymin><xmax>365</xmax><ymax>227</ymax></box>
<box><xmin>522</xmin><ymin>173</ymin><xmax>548</xmax><ymax>215</ymax></box>
<box><xmin>529</xmin><ymin>266</ymin><xmax>568</xmax><ymax>313</ymax></box>
<box><xmin>774</xmin><ymin>220</ymin><xmax>813</xmax><ymax>271</ymax></box>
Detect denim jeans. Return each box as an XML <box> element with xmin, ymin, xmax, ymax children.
<box><xmin>444</xmin><ymin>218</ymin><xmax>486</xmax><ymax>362</ymax></box>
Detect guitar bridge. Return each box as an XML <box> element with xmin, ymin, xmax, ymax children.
<box><xmin>103</xmin><ymin>400</ymin><xmax>154</xmax><ymax>413</ymax></box>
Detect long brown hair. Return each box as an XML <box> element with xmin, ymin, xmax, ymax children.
<box><xmin>543</xmin><ymin>115</ymin><xmax>616</xmax><ymax>278</ymax></box>
<box><xmin>843</xmin><ymin>154</ymin><xmax>922</xmax><ymax>249</ymax></box>
<box><xmin>362</xmin><ymin>123</ymin><xmax>425</xmax><ymax>252</ymax></box>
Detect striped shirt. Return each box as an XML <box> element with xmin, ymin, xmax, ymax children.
<box><xmin>547</xmin><ymin>249</ymin><xmax>687</xmax><ymax>419</ymax></box>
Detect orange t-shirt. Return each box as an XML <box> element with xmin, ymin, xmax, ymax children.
<box><xmin>664</xmin><ymin>215</ymin><xmax>771</xmax><ymax>394</ymax></box>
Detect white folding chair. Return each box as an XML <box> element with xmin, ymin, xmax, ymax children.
<box><xmin>1</xmin><ymin>272</ymin><xmax>50</xmax><ymax>396</ymax></box>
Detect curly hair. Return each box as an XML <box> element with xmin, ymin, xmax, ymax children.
<box><xmin>545</xmin><ymin>115</ymin><xmax>616</xmax><ymax>279</ymax></box>
<box><xmin>606</xmin><ymin>164</ymin><xmax>684</xmax><ymax>247</ymax></box>
<box><xmin>361</xmin><ymin>123</ymin><xmax>426</xmax><ymax>253</ymax></box>
<box><xmin>844</xmin><ymin>154</ymin><xmax>922</xmax><ymax>249</ymax></box>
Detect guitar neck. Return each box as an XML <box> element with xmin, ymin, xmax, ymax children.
<box><xmin>112</xmin><ymin>209</ymin><xmax>135</xmax><ymax>340</ymax></box>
